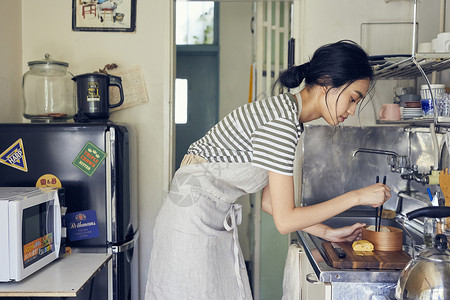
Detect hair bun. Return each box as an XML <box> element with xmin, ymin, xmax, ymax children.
<box><xmin>301</xmin><ymin>62</ymin><xmax>310</xmax><ymax>78</ymax></box>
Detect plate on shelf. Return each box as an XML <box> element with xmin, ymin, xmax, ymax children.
<box><xmin>401</xmin><ymin>107</ymin><xmax>422</xmax><ymax>111</ymax></box>
<box><xmin>401</xmin><ymin>108</ymin><xmax>422</xmax><ymax>119</ymax></box>
<box><xmin>402</xmin><ymin>112</ymin><xmax>422</xmax><ymax>114</ymax></box>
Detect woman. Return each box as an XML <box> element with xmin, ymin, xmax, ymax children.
<box><xmin>146</xmin><ymin>40</ymin><xmax>391</xmax><ymax>300</ymax></box>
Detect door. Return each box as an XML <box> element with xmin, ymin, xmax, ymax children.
<box><xmin>175</xmin><ymin>51</ymin><xmax>219</xmax><ymax>169</ymax></box>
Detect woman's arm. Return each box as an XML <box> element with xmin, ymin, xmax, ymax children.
<box><xmin>267</xmin><ymin>171</ymin><xmax>390</xmax><ymax>235</ymax></box>
<box><xmin>262</xmin><ymin>184</ymin><xmax>365</xmax><ymax>241</ymax></box>
<box><xmin>261</xmin><ymin>184</ymin><xmax>273</xmax><ymax>214</ymax></box>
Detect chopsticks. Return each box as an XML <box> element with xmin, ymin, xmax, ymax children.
<box><xmin>375</xmin><ymin>176</ymin><xmax>386</xmax><ymax>232</ymax></box>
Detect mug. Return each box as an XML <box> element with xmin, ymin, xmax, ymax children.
<box><xmin>436</xmin><ymin>32</ymin><xmax>450</xmax><ymax>53</ymax></box>
<box><xmin>418</xmin><ymin>42</ymin><xmax>432</xmax><ymax>53</ymax></box>
<box><xmin>379</xmin><ymin>104</ymin><xmax>401</xmax><ymax>121</ymax></box>
<box><xmin>73</xmin><ymin>73</ymin><xmax>124</xmax><ymax>120</ymax></box>
<box><xmin>432</xmin><ymin>38</ymin><xmax>438</xmax><ymax>52</ymax></box>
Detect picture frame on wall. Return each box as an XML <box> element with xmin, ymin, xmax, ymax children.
<box><xmin>72</xmin><ymin>0</ymin><xmax>136</xmax><ymax>32</ymax></box>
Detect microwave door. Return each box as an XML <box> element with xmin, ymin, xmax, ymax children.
<box><xmin>10</xmin><ymin>194</ymin><xmax>61</xmax><ymax>281</ymax></box>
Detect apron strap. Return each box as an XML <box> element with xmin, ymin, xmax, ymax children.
<box><xmin>223</xmin><ymin>203</ymin><xmax>246</xmax><ymax>299</ymax></box>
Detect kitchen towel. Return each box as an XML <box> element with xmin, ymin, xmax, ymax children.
<box><xmin>281</xmin><ymin>243</ymin><xmax>301</xmax><ymax>300</ymax></box>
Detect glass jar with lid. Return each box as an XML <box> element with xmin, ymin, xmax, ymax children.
<box><xmin>22</xmin><ymin>54</ymin><xmax>76</xmax><ymax>122</ymax></box>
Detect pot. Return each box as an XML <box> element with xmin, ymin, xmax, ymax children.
<box><xmin>362</xmin><ymin>225</ymin><xmax>403</xmax><ymax>251</ymax></box>
<box><xmin>395</xmin><ymin>206</ymin><xmax>450</xmax><ymax>299</ymax></box>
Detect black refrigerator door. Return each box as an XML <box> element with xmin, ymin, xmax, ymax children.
<box><xmin>109</xmin><ymin>124</ymin><xmax>137</xmax><ymax>244</ymax></box>
<box><xmin>0</xmin><ymin>123</ymin><xmax>137</xmax><ymax>300</ymax></box>
<box><xmin>0</xmin><ymin>123</ymin><xmax>110</xmax><ymax>249</ymax></box>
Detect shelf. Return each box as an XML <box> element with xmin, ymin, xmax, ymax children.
<box><xmin>372</xmin><ymin>53</ymin><xmax>450</xmax><ymax>79</ymax></box>
<box><xmin>0</xmin><ymin>253</ymin><xmax>111</xmax><ymax>297</ymax></box>
<box><xmin>377</xmin><ymin>116</ymin><xmax>450</xmax><ymax>126</ymax></box>
<box><xmin>377</xmin><ymin>117</ymin><xmax>433</xmax><ymax>126</ymax></box>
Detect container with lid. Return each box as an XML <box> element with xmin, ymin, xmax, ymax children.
<box><xmin>420</xmin><ymin>84</ymin><xmax>446</xmax><ymax>117</ymax></box>
<box><xmin>22</xmin><ymin>54</ymin><xmax>76</xmax><ymax>122</ymax></box>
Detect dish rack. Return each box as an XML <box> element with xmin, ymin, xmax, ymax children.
<box><xmin>372</xmin><ymin>53</ymin><xmax>450</xmax><ymax>80</ymax></box>
<box><xmin>369</xmin><ymin>0</ymin><xmax>450</xmax><ymax>126</ymax></box>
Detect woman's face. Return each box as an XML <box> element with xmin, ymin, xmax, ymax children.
<box><xmin>322</xmin><ymin>78</ymin><xmax>371</xmax><ymax>126</ymax></box>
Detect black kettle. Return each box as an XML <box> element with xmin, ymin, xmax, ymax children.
<box><xmin>72</xmin><ymin>73</ymin><xmax>124</xmax><ymax>121</ymax></box>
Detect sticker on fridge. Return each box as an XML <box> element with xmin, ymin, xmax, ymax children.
<box><xmin>65</xmin><ymin>210</ymin><xmax>100</xmax><ymax>241</ymax></box>
<box><xmin>72</xmin><ymin>141</ymin><xmax>106</xmax><ymax>176</ymax></box>
<box><xmin>36</xmin><ymin>174</ymin><xmax>62</xmax><ymax>188</ymax></box>
<box><xmin>0</xmin><ymin>138</ymin><xmax>28</xmax><ymax>172</ymax></box>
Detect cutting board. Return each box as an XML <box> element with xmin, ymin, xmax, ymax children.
<box><xmin>322</xmin><ymin>242</ymin><xmax>411</xmax><ymax>270</ymax></box>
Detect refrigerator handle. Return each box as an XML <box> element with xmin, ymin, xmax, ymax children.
<box><xmin>111</xmin><ymin>230</ymin><xmax>139</xmax><ymax>253</ymax></box>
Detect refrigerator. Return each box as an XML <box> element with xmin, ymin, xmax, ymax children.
<box><xmin>0</xmin><ymin>122</ymin><xmax>138</xmax><ymax>300</ymax></box>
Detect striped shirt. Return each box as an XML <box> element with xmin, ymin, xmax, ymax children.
<box><xmin>187</xmin><ymin>93</ymin><xmax>302</xmax><ymax>176</ymax></box>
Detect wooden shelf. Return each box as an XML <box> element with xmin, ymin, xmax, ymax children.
<box><xmin>0</xmin><ymin>253</ymin><xmax>111</xmax><ymax>297</ymax></box>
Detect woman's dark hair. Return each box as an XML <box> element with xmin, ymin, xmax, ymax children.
<box><xmin>275</xmin><ymin>40</ymin><xmax>373</xmax><ymax>91</ymax></box>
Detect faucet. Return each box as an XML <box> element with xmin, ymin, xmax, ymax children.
<box><xmin>352</xmin><ymin>147</ymin><xmax>430</xmax><ymax>185</ymax></box>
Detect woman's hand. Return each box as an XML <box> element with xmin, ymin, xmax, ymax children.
<box><xmin>325</xmin><ymin>223</ymin><xmax>366</xmax><ymax>242</ymax></box>
<box><xmin>352</xmin><ymin>183</ymin><xmax>391</xmax><ymax>208</ymax></box>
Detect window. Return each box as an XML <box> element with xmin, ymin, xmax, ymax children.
<box><xmin>175</xmin><ymin>78</ymin><xmax>188</xmax><ymax>124</ymax></box>
<box><xmin>176</xmin><ymin>1</ymin><xmax>215</xmax><ymax>45</ymax></box>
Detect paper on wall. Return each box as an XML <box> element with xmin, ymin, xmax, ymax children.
<box><xmin>108</xmin><ymin>65</ymin><xmax>149</xmax><ymax>112</ymax></box>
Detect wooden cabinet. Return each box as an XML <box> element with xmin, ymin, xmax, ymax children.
<box><xmin>299</xmin><ymin>245</ymin><xmax>331</xmax><ymax>300</ymax></box>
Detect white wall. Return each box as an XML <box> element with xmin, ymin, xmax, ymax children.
<box><xmin>219</xmin><ymin>2</ymin><xmax>253</xmax><ymax>119</ymax></box>
<box><xmin>19</xmin><ymin>1</ymin><xmax>173</xmax><ymax>299</ymax></box>
<box><xmin>0</xmin><ymin>0</ymin><xmax>22</xmax><ymax>122</ymax></box>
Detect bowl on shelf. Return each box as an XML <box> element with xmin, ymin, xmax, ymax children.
<box><xmin>404</xmin><ymin>101</ymin><xmax>421</xmax><ymax>108</ymax></box>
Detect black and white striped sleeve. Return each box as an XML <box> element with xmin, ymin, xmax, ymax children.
<box><xmin>251</xmin><ymin>118</ymin><xmax>299</xmax><ymax>176</ymax></box>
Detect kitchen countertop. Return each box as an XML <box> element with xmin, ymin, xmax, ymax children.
<box><xmin>295</xmin><ymin>213</ymin><xmax>423</xmax><ymax>284</ymax></box>
<box><xmin>297</xmin><ymin>230</ymin><xmax>405</xmax><ymax>284</ymax></box>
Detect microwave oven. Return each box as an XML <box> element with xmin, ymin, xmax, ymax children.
<box><xmin>0</xmin><ymin>187</ymin><xmax>63</xmax><ymax>282</ymax></box>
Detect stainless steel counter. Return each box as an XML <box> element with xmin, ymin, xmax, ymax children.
<box><xmin>296</xmin><ymin>212</ymin><xmax>423</xmax><ymax>283</ymax></box>
<box><xmin>295</xmin><ymin>212</ymin><xmax>424</xmax><ymax>299</ymax></box>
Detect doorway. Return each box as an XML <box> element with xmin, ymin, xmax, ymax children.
<box><xmin>174</xmin><ymin>2</ymin><xmax>219</xmax><ymax>169</ymax></box>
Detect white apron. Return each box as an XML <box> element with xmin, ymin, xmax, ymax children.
<box><xmin>145</xmin><ymin>161</ymin><xmax>269</xmax><ymax>300</ymax></box>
